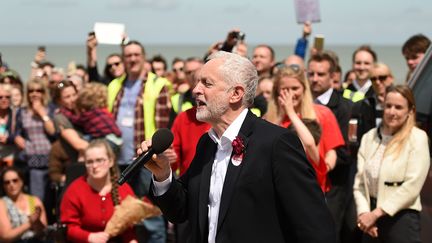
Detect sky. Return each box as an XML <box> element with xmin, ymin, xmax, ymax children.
<box><xmin>1</xmin><ymin>0</ymin><xmax>431</xmax><ymax>45</ymax></box>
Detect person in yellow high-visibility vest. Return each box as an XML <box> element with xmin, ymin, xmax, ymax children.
<box><xmin>107</xmin><ymin>40</ymin><xmax>170</xmax><ymax>243</ymax></box>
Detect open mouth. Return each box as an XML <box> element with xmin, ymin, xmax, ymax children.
<box><xmin>196</xmin><ymin>99</ymin><xmax>207</xmax><ymax>108</ymax></box>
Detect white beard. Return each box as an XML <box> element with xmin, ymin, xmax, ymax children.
<box><xmin>196</xmin><ymin>95</ymin><xmax>229</xmax><ymax>122</ymax></box>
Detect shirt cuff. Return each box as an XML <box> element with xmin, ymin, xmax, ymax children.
<box><xmin>152</xmin><ymin>170</ymin><xmax>172</xmax><ymax>196</ymax></box>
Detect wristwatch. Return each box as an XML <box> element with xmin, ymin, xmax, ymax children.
<box><xmin>42</xmin><ymin>115</ymin><xmax>50</xmax><ymax>122</ymax></box>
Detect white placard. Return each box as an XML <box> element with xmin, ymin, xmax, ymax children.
<box><xmin>93</xmin><ymin>22</ymin><xmax>125</xmax><ymax>45</ymax></box>
<box><xmin>293</xmin><ymin>0</ymin><xmax>321</xmax><ymax>23</ymax></box>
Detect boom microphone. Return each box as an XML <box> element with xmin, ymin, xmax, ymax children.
<box><xmin>117</xmin><ymin>128</ymin><xmax>174</xmax><ymax>185</ymax></box>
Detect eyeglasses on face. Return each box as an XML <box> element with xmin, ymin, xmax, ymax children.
<box><xmin>85</xmin><ymin>157</ymin><xmax>108</xmax><ymax>167</ymax></box>
<box><xmin>3</xmin><ymin>178</ymin><xmax>19</xmax><ymax>185</ymax></box>
<box><xmin>28</xmin><ymin>89</ymin><xmax>44</xmax><ymax>93</ymax></box>
<box><xmin>277</xmin><ymin>64</ymin><xmax>302</xmax><ymax>73</ymax></box>
<box><xmin>0</xmin><ymin>95</ymin><xmax>11</xmax><ymax>99</ymax></box>
<box><xmin>370</xmin><ymin>75</ymin><xmax>388</xmax><ymax>83</ymax></box>
<box><xmin>107</xmin><ymin>62</ymin><xmax>122</xmax><ymax>68</ymax></box>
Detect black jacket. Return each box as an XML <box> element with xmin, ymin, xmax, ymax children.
<box><xmin>151</xmin><ymin>111</ymin><xmax>335</xmax><ymax>243</ymax></box>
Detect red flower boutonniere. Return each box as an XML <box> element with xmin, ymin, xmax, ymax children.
<box><xmin>231</xmin><ymin>136</ymin><xmax>246</xmax><ymax>166</ymax></box>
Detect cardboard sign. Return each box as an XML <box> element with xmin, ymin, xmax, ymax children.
<box><xmin>93</xmin><ymin>22</ymin><xmax>125</xmax><ymax>45</ymax></box>
<box><xmin>293</xmin><ymin>0</ymin><xmax>321</xmax><ymax>23</ymax></box>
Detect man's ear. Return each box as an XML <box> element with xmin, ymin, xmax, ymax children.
<box><xmin>330</xmin><ymin>72</ymin><xmax>337</xmax><ymax>82</ymax></box>
<box><xmin>230</xmin><ymin>85</ymin><xmax>245</xmax><ymax>104</ymax></box>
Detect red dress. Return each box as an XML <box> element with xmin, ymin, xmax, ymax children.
<box><xmin>60</xmin><ymin>176</ymin><xmax>136</xmax><ymax>243</ymax></box>
<box><xmin>281</xmin><ymin>104</ymin><xmax>345</xmax><ymax>192</ymax></box>
<box><xmin>171</xmin><ymin>107</ymin><xmax>211</xmax><ymax>176</ymax></box>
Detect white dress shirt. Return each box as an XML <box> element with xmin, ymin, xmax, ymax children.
<box><xmin>352</xmin><ymin>79</ymin><xmax>372</xmax><ymax>94</ymax></box>
<box><xmin>153</xmin><ymin>108</ymin><xmax>248</xmax><ymax>243</ymax></box>
<box><xmin>316</xmin><ymin>88</ymin><xmax>334</xmax><ymax>105</ymax></box>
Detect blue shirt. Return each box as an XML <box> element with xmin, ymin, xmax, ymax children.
<box><xmin>116</xmin><ymin>79</ymin><xmax>142</xmax><ymax>165</ymax></box>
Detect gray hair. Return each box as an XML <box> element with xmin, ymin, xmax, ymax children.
<box><xmin>207</xmin><ymin>51</ymin><xmax>258</xmax><ymax>107</ymax></box>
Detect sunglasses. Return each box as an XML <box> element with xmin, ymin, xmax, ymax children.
<box><xmin>57</xmin><ymin>80</ymin><xmax>75</xmax><ymax>89</ymax></box>
<box><xmin>370</xmin><ymin>75</ymin><xmax>388</xmax><ymax>82</ymax></box>
<box><xmin>0</xmin><ymin>95</ymin><xmax>11</xmax><ymax>99</ymax></box>
<box><xmin>107</xmin><ymin>62</ymin><xmax>121</xmax><ymax>68</ymax></box>
<box><xmin>3</xmin><ymin>178</ymin><xmax>19</xmax><ymax>185</ymax></box>
<box><xmin>28</xmin><ymin>89</ymin><xmax>44</xmax><ymax>93</ymax></box>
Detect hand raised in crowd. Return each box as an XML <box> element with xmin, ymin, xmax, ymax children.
<box><xmin>225</xmin><ymin>28</ymin><xmax>241</xmax><ymax>47</ymax></box>
<box><xmin>86</xmin><ymin>32</ymin><xmax>97</xmax><ymax>51</ymax></box>
<box><xmin>88</xmin><ymin>232</ymin><xmax>110</xmax><ymax>243</ymax></box>
<box><xmin>278</xmin><ymin>89</ymin><xmax>296</xmax><ymax>117</ymax></box>
<box><xmin>303</xmin><ymin>21</ymin><xmax>312</xmax><ymax>38</ymax></box>
<box><xmin>34</xmin><ymin>48</ymin><xmax>46</xmax><ymax>64</ymax></box>
<box><xmin>207</xmin><ymin>41</ymin><xmax>224</xmax><ymax>56</ymax></box>
<box><xmin>86</xmin><ymin>32</ymin><xmax>98</xmax><ymax>67</ymax></box>
<box><xmin>138</xmin><ymin>140</ymin><xmax>171</xmax><ymax>182</ymax></box>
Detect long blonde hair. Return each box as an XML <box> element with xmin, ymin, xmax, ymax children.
<box><xmin>383</xmin><ymin>85</ymin><xmax>416</xmax><ymax>157</ymax></box>
<box><xmin>265</xmin><ymin>66</ymin><xmax>316</xmax><ymax>125</ymax></box>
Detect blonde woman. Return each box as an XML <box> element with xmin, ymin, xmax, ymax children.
<box><xmin>14</xmin><ymin>79</ymin><xmax>56</xmax><ymax>202</ymax></box>
<box><xmin>265</xmin><ymin>66</ymin><xmax>344</xmax><ymax>192</ymax></box>
<box><xmin>354</xmin><ymin>85</ymin><xmax>430</xmax><ymax>242</ymax></box>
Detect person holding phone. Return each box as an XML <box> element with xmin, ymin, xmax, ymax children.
<box><xmin>86</xmin><ymin>32</ymin><xmax>126</xmax><ymax>85</ymax></box>
<box><xmin>0</xmin><ymin>167</ymin><xmax>47</xmax><ymax>242</ymax></box>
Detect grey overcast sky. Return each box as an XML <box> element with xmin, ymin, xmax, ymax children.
<box><xmin>1</xmin><ymin>0</ymin><xmax>431</xmax><ymax>45</ymax></box>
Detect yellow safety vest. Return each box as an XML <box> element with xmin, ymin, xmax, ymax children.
<box><xmin>171</xmin><ymin>93</ymin><xmax>193</xmax><ymax>114</ymax></box>
<box><xmin>343</xmin><ymin>89</ymin><xmax>365</xmax><ymax>103</ymax></box>
<box><xmin>250</xmin><ymin>107</ymin><xmax>261</xmax><ymax>117</ymax></box>
<box><xmin>108</xmin><ymin>73</ymin><xmax>170</xmax><ymax>139</ymax></box>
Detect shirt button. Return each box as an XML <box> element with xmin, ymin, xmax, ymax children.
<box><xmin>102</xmin><ymin>196</ymin><xmax>106</xmax><ymax>201</ymax></box>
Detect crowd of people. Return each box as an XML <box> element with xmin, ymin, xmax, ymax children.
<box><xmin>0</xmin><ymin>23</ymin><xmax>431</xmax><ymax>243</ymax></box>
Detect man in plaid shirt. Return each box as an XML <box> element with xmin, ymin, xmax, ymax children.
<box><xmin>107</xmin><ymin>40</ymin><xmax>171</xmax><ymax>243</ymax></box>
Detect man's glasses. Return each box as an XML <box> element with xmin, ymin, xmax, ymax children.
<box><xmin>107</xmin><ymin>62</ymin><xmax>121</xmax><ymax>68</ymax></box>
<box><xmin>370</xmin><ymin>75</ymin><xmax>388</xmax><ymax>83</ymax></box>
<box><xmin>28</xmin><ymin>89</ymin><xmax>44</xmax><ymax>93</ymax></box>
<box><xmin>3</xmin><ymin>178</ymin><xmax>19</xmax><ymax>185</ymax></box>
<box><xmin>0</xmin><ymin>95</ymin><xmax>11</xmax><ymax>99</ymax></box>
<box><xmin>85</xmin><ymin>157</ymin><xmax>108</xmax><ymax>167</ymax></box>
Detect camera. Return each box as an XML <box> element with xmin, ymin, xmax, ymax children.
<box><xmin>237</xmin><ymin>32</ymin><xmax>246</xmax><ymax>41</ymax></box>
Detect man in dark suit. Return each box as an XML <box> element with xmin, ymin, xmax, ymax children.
<box><xmin>307</xmin><ymin>53</ymin><xmax>356</xmax><ymax>243</ymax></box>
<box><xmin>140</xmin><ymin>51</ymin><xmax>335</xmax><ymax>243</ymax></box>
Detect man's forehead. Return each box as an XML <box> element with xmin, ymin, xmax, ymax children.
<box><xmin>198</xmin><ymin>59</ymin><xmax>223</xmax><ymax>77</ymax></box>
<box><xmin>124</xmin><ymin>44</ymin><xmax>142</xmax><ymax>53</ymax></box>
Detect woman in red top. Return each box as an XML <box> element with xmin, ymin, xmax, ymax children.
<box><xmin>265</xmin><ymin>66</ymin><xmax>344</xmax><ymax>192</ymax></box>
<box><xmin>60</xmin><ymin>139</ymin><xmax>136</xmax><ymax>243</ymax></box>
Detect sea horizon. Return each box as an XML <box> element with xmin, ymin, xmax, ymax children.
<box><xmin>1</xmin><ymin>44</ymin><xmax>408</xmax><ymax>84</ymax></box>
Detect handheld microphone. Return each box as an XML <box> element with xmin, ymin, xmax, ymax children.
<box><xmin>117</xmin><ymin>128</ymin><xmax>174</xmax><ymax>185</ymax></box>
